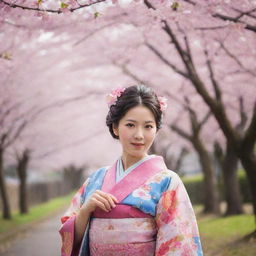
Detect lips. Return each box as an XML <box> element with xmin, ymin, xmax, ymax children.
<box><xmin>131</xmin><ymin>143</ymin><xmax>144</xmax><ymax>146</ymax></box>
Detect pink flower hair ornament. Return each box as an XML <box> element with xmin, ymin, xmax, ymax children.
<box><xmin>106</xmin><ymin>87</ymin><xmax>126</xmax><ymax>107</ymax></box>
<box><xmin>158</xmin><ymin>96</ymin><xmax>168</xmax><ymax>112</ymax></box>
<box><xmin>106</xmin><ymin>87</ymin><xmax>168</xmax><ymax>112</ymax></box>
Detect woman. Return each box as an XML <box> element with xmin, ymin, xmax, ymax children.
<box><xmin>59</xmin><ymin>85</ymin><xmax>203</xmax><ymax>256</ymax></box>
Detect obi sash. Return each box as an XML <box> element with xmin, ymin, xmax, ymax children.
<box><xmin>89</xmin><ymin>218</ymin><xmax>157</xmax><ymax>256</ymax></box>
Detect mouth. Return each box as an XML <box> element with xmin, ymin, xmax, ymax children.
<box><xmin>131</xmin><ymin>143</ymin><xmax>144</xmax><ymax>147</ymax></box>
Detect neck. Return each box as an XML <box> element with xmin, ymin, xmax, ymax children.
<box><xmin>121</xmin><ymin>154</ymin><xmax>148</xmax><ymax>170</ymax></box>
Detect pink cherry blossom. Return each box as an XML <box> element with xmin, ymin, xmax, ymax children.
<box><xmin>106</xmin><ymin>87</ymin><xmax>126</xmax><ymax>107</ymax></box>
<box><xmin>158</xmin><ymin>96</ymin><xmax>168</xmax><ymax>112</ymax></box>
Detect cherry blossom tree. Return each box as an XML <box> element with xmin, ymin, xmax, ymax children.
<box><xmin>1</xmin><ymin>1</ymin><xmax>255</xmax><ymax>225</ymax></box>
<box><xmin>0</xmin><ymin>24</ymin><xmax>107</xmax><ymax>218</ymax></box>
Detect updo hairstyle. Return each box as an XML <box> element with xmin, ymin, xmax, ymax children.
<box><xmin>106</xmin><ymin>85</ymin><xmax>163</xmax><ymax>139</ymax></box>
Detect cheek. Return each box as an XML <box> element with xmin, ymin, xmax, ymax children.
<box><xmin>146</xmin><ymin>131</ymin><xmax>156</xmax><ymax>141</ymax></box>
<box><xmin>119</xmin><ymin>129</ymin><xmax>130</xmax><ymax>142</ymax></box>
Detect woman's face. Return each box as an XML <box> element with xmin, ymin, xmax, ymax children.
<box><xmin>113</xmin><ymin>105</ymin><xmax>157</xmax><ymax>161</ymax></box>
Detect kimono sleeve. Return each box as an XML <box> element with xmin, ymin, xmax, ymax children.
<box><xmin>59</xmin><ymin>178</ymin><xmax>89</xmax><ymax>256</ymax></box>
<box><xmin>155</xmin><ymin>173</ymin><xmax>203</xmax><ymax>256</ymax></box>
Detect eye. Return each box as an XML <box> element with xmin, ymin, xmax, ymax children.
<box><xmin>145</xmin><ymin>124</ymin><xmax>154</xmax><ymax>129</ymax></box>
<box><xmin>126</xmin><ymin>123</ymin><xmax>134</xmax><ymax>127</ymax></box>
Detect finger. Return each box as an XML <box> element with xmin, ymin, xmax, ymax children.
<box><xmin>109</xmin><ymin>194</ymin><xmax>119</xmax><ymax>204</ymax></box>
<box><xmin>97</xmin><ymin>191</ymin><xmax>117</xmax><ymax>208</ymax></box>
<box><xmin>91</xmin><ymin>198</ymin><xmax>109</xmax><ymax>212</ymax></box>
<box><xmin>101</xmin><ymin>194</ymin><xmax>116</xmax><ymax>209</ymax></box>
<box><xmin>93</xmin><ymin>194</ymin><xmax>112</xmax><ymax>211</ymax></box>
<box><xmin>96</xmin><ymin>190</ymin><xmax>118</xmax><ymax>205</ymax></box>
<box><xmin>94</xmin><ymin>191</ymin><xmax>115</xmax><ymax>208</ymax></box>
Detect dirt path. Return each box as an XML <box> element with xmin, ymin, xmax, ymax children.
<box><xmin>2</xmin><ymin>212</ymin><xmax>63</xmax><ymax>256</ymax></box>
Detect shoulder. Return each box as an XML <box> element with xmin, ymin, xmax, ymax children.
<box><xmin>166</xmin><ymin>169</ymin><xmax>181</xmax><ymax>180</ymax></box>
<box><xmin>146</xmin><ymin>168</ymin><xmax>180</xmax><ymax>189</ymax></box>
<box><xmin>154</xmin><ymin>168</ymin><xmax>181</xmax><ymax>180</ymax></box>
<box><xmin>89</xmin><ymin>166</ymin><xmax>109</xmax><ymax>178</ymax></box>
<box><xmin>165</xmin><ymin>169</ymin><xmax>183</xmax><ymax>190</ymax></box>
<box><xmin>154</xmin><ymin>169</ymin><xmax>183</xmax><ymax>190</ymax></box>
<box><xmin>79</xmin><ymin>166</ymin><xmax>110</xmax><ymax>203</ymax></box>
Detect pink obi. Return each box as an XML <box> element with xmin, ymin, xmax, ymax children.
<box><xmin>89</xmin><ymin>218</ymin><xmax>157</xmax><ymax>256</ymax></box>
<box><xmin>92</xmin><ymin>204</ymin><xmax>152</xmax><ymax>218</ymax></box>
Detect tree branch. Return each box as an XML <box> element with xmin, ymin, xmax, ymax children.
<box><xmin>176</xmin><ymin>22</ymin><xmax>193</xmax><ymax>65</ymax></box>
<box><xmin>113</xmin><ymin>60</ymin><xmax>156</xmax><ymax>87</ymax></box>
<box><xmin>183</xmin><ymin>0</ymin><xmax>256</xmax><ymax>33</ymax></box>
<box><xmin>171</xmin><ymin>124</ymin><xmax>191</xmax><ymax>141</ymax></box>
<box><xmin>200</xmin><ymin>110</ymin><xmax>212</xmax><ymax>127</ymax></box>
<box><xmin>1</xmin><ymin>91</ymin><xmax>102</xmax><ymax>149</ymax></box>
<box><xmin>143</xmin><ymin>0</ymin><xmax>240</xmax><ymax>146</ymax></box>
<box><xmin>0</xmin><ymin>101</ymin><xmax>24</xmax><ymax>128</ymax></box>
<box><xmin>195</xmin><ymin>25</ymin><xmax>230</xmax><ymax>31</ymax></box>
<box><xmin>219</xmin><ymin>41</ymin><xmax>256</xmax><ymax>76</ymax></box>
<box><xmin>242</xmin><ymin>101</ymin><xmax>256</xmax><ymax>152</ymax></box>
<box><xmin>184</xmin><ymin>96</ymin><xmax>199</xmax><ymax>135</ymax></box>
<box><xmin>212</xmin><ymin>13</ymin><xmax>256</xmax><ymax>33</ymax></box>
<box><xmin>236</xmin><ymin>96</ymin><xmax>248</xmax><ymax>132</ymax></box>
<box><xmin>203</xmin><ymin>47</ymin><xmax>222</xmax><ymax>101</ymax></box>
<box><xmin>0</xmin><ymin>0</ymin><xmax>107</xmax><ymax>13</ymax></box>
<box><xmin>145</xmin><ymin>42</ymin><xmax>189</xmax><ymax>78</ymax></box>
<box><xmin>4</xmin><ymin>119</ymin><xmax>28</xmax><ymax>149</ymax></box>
<box><xmin>231</xmin><ymin>7</ymin><xmax>256</xmax><ymax>19</ymax></box>
<box><xmin>73</xmin><ymin>20</ymin><xmax>120</xmax><ymax>46</ymax></box>
<box><xmin>35</xmin><ymin>129</ymin><xmax>104</xmax><ymax>158</ymax></box>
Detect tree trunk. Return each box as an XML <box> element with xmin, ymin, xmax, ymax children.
<box><xmin>239</xmin><ymin>152</ymin><xmax>256</xmax><ymax>227</ymax></box>
<box><xmin>19</xmin><ymin>173</ymin><xmax>28</xmax><ymax>214</ymax></box>
<box><xmin>222</xmin><ymin>143</ymin><xmax>243</xmax><ymax>215</ymax></box>
<box><xmin>194</xmin><ymin>139</ymin><xmax>220</xmax><ymax>214</ymax></box>
<box><xmin>0</xmin><ymin>148</ymin><xmax>11</xmax><ymax>219</ymax></box>
<box><xmin>17</xmin><ymin>149</ymin><xmax>30</xmax><ymax>214</ymax></box>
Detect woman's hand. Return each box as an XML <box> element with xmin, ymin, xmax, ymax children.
<box><xmin>81</xmin><ymin>190</ymin><xmax>118</xmax><ymax>214</ymax></box>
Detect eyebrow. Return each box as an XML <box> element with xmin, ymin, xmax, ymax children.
<box><xmin>125</xmin><ymin>119</ymin><xmax>155</xmax><ymax>124</ymax></box>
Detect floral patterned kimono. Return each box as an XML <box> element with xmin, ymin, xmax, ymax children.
<box><xmin>59</xmin><ymin>155</ymin><xmax>203</xmax><ymax>256</ymax></box>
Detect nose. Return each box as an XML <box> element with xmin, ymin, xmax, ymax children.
<box><xmin>134</xmin><ymin>127</ymin><xmax>143</xmax><ymax>140</ymax></box>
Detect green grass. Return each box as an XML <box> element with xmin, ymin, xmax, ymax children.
<box><xmin>199</xmin><ymin>214</ymin><xmax>254</xmax><ymax>239</ymax></box>
<box><xmin>198</xmin><ymin>213</ymin><xmax>255</xmax><ymax>256</ymax></box>
<box><xmin>0</xmin><ymin>192</ymin><xmax>74</xmax><ymax>235</ymax></box>
<box><xmin>182</xmin><ymin>169</ymin><xmax>246</xmax><ymax>184</ymax></box>
<box><xmin>182</xmin><ymin>174</ymin><xmax>203</xmax><ymax>183</ymax></box>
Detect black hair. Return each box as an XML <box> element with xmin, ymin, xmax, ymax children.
<box><xmin>106</xmin><ymin>85</ymin><xmax>163</xmax><ymax>139</ymax></box>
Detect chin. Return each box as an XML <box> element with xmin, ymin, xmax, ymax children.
<box><xmin>132</xmin><ymin>152</ymin><xmax>146</xmax><ymax>159</ymax></box>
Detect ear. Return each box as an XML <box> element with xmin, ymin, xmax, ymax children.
<box><xmin>112</xmin><ymin>124</ymin><xmax>119</xmax><ymax>137</ymax></box>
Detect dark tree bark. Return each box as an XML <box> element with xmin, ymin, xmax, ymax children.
<box><xmin>0</xmin><ymin>147</ymin><xmax>11</xmax><ymax>219</ymax></box>
<box><xmin>239</xmin><ymin>151</ymin><xmax>256</xmax><ymax>215</ymax></box>
<box><xmin>161</xmin><ymin>145</ymin><xmax>188</xmax><ymax>173</ymax></box>
<box><xmin>222</xmin><ymin>143</ymin><xmax>243</xmax><ymax>215</ymax></box>
<box><xmin>16</xmin><ymin>149</ymin><xmax>30</xmax><ymax>214</ymax></box>
<box><xmin>150</xmin><ymin>142</ymin><xmax>188</xmax><ymax>176</ymax></box>
<box><xmin>192</xmin><ymin>136</ymin><xmax>220</xmax><ymax>214</ymax></box>
<box><xmin>171</xmin><ymin>101</ymin><xmax>220</xmax><ymax>214</ymax></box>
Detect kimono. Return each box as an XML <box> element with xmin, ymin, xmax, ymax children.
<box><xmin>59</xmin><ymin>155</ymin><xmax>203</xmax><ymax>256</ymax></box>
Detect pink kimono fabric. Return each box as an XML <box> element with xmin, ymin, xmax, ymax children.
<box><xmin>89</xmin><ymin>218</ymin><xmax>156</xmax><ymax>256</ymax></box>
<box><xmin>59</xmin><ymin>156</ymin><xmax>203</xmax><ymax>256</ymax></box>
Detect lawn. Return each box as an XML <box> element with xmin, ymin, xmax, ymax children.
<box><xmin>198</xmin><ymin>213</ymin><xmax>255</xmax><ymax>256</ymax></box>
